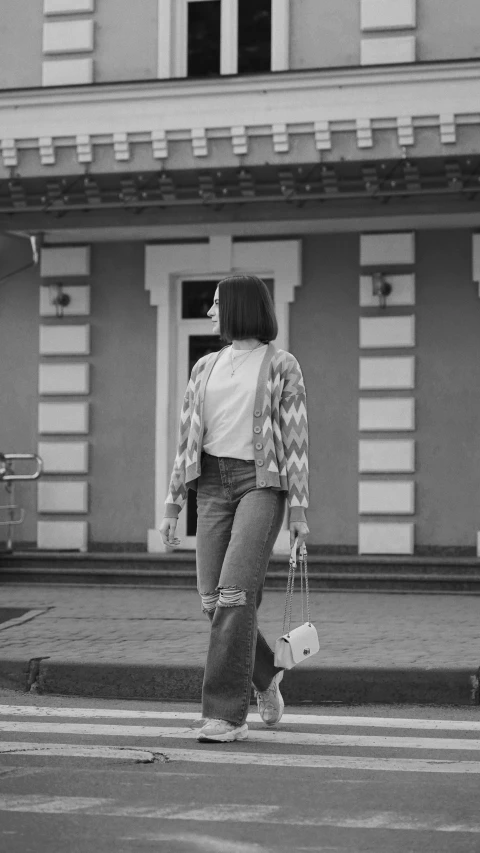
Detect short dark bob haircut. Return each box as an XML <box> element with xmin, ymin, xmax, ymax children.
<box><xmin>217</xmin><ymin>275</ymin><xmax>278</xmax><ymax>344</ymax></box>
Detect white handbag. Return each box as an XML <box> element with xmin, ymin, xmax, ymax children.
<box><xmin>274</xmin><ymin>539</ymin><xmax>319</xmax><ymax>670</ymax></box>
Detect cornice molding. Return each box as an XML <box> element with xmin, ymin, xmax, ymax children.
<box><xmin>1</xmin><ymin>59</ymin><xmax>480</xmax><ymax>171</ymax></box>
<box><xmin>2</xmin><ymin>58</ymin><xmax>480</xmax><ymax>109</ymax></box>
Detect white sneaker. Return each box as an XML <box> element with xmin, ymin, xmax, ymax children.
<box><xmin>197</xmin><ymin>719</ymin><xmax>249</xmax><ymax>742</ymax></box>
<box><xmin>255</xmin><ymin>671</ymin><xmax>284</xmax><ymax>726</ymax></box>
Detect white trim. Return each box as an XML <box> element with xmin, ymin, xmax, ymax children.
<box><xmin>37</xmin><ymin>520</ymin><xmax>88</xmax><ymax>551</ymax></box>
<box><xmin>38</xmin><ymin>441</ymin><xmax>89</xmax><ymax>474</ymax></box>
<box><xmin>38</xmin><ymin>402</ymin><xmax>89</xmax><ymax>434</ymax></box>
<box><xmin>42</xmin><ymin>58</ymin><xmax>93</xmax><ymax>86</ymax></box>
<box><xmin>4</xmin><ymin>60</ymin><xmax>480</xmax><ymax>140</ymax></box>
<box><xmin>359</xmin><ymin>522</ymin><xmax>414</xmax><ymax>555</ymax></box>
<box><xmin>359</xmin><ymin>481</ymin><xmax>415</xmax><ymax>515</ymax></box>
<box><xmin>38</xmin><ymin>211</ymin><xmax>480</xmax><ymax>244</ymax></box>
<box><xmin>157</xmin><ymin>0</ymin><xmax>173</xmax><ymax>78</ymax></box>
<box><xmin>359</xmin><ymin>356</ymin><xmax>415</xmax><ymax>390</ymax></box>
<box><xmin>44</xmin><ymin>0</ymin><xmax>95</xmax><ymax>13</ymax></box>
<box><xmin>43</xmin><ymin>20</ymin><xmax>94</xmax><ymax>55</ymax></box>
<box><xmin>144</xmin><ymin>236</ymin><xmax>301</xmax><ymax>553</ymax></box>
<box><xmin>271</xmin><ymin>0</ymin><xmax>290</xmax><ymax>71</ymax></box>
<box><xmin>173</xmin><ymin>0</ymin><xmax>188</xmax><ymax>77</ymax></box>
<box><xmin>38</xmin><ymin>481</ymin><xmax>88</xmax><ymax>514</ymax></box>
<box><xmin>361</xmin><ymin>0</ymin><xmax>416</xmax><ymax>32</ymax></box>
<box><xmin>220</xmin><ymin>0</ymin><xmax>237</xmax><ymax>75</ymax></box>
<box><xmin>4</xmin><ymin>57</ymin><xmax>480</xmax><ymax>109</ymax></box>
<box><xmin>359</xmin><ymin>398</ymin><xmax>415</xmax><ymax>431</ymax></box>
<box><xmin>39</xmin><ymin>363</ymin><xmax>90</xmax><ymax>395</ymax></box>
<box><xmin>359</xmin><ymin>316</ymin><xmax>415</xmax><ymax>349</ymax></box>
<box><xmin>361</xmin><ymin>36</ymin><xmax>416</xmax><ymax>66</ymax></box>
<box><xmin>39</xmin><ymin>325</ymin><xmax>90</xmax><ymax>356</ymax></box>
<box><xmin>359</xmin><ymin>439</ymin><xmax>415</xmax><ymax>473</ymax></box>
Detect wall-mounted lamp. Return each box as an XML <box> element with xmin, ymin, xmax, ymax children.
<box><xmin>49</xmin><ymin>282</ymin><xmax>71</xmax><ymax>318</ymax></box>
<box><xmin>372</xmin><ymin>272</ymin><xmax>392</xmax><ymax>309</ymax></box>
<box><xmin>29</xmin><ymin>234</ymin><xmax>43</xmax><ymax>265</ymax></box>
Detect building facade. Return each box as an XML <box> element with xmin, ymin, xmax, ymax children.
<box><xmin>0</xmin><ymin>0</ymin><xmax>480</xmax><ymax>555</ymax></box>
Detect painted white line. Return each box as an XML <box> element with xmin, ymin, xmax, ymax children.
<box><xmin>1</xmin><ymin>721</ymin><xmax>479</xmax><ymax>751</ymax></box>
<box><xmin>2</xmin><ymin>741</ymin><xmax>480</xmax><ymax>774</ymax></box>
<box><xmin>0</xmin><ymin>794</ymin><xmax>113</xmax><ymax>813</ymax></box>
<box><xmin>0</xmin><ymin>793</ymin><xmax>479</xmax><ymax>829</ymax></box>
<box><xmin>1</xmin><ymin>705</ymin><xmax>480</xmax><ymax>732</ymax></box>
<box><xmin>0</xmin><ymin>743</ymin><xmax>154</xmax><ymax>761</ymax></box>
<box><xmin>0</xmin><ymin>610</ymin><xmax>47</xmax><ymax>632</ymax></box>
<box><xmin>121</xmin><ymin>833</ymin><xmax>269</xmax><ymax>853</ymax></box>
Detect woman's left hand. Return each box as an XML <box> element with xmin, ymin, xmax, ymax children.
<box><xmin>289</xmin><ymin>521</ymin><xmax>309</xmax><ymax>551</ymax></box>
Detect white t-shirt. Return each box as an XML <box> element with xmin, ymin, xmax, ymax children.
<box><xmin>202</xmin><ymin>344</ymin><xmax>269</xmax><ymax>460</ymax></box>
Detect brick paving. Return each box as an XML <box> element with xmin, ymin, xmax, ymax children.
<box><xmin>0</xmin><ymin>584</ymin><xmax>479</xmax><ymax>669</ymax></box>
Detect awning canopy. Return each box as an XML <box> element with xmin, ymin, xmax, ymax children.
<box><xmin>1</xmin><ymin>156</ymin><xmax>480</xmax><ymax>222</ymax></box>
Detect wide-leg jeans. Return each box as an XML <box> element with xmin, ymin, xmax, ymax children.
<box><xmin>196</xmin><ymin>450</ymin><xmax>286</xmax><ymax>726</ymax></box>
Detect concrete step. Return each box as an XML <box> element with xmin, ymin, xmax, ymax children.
<box><xmin>1</xmin><ymin>551</ymin><xmax>480</xmax><ymax>591</ymax></box>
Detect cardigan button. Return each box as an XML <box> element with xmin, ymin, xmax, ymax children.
<box><xmin>254</xmin><ymin>409</ymin><xmax>261</xmax><ymax>417</ymax></box>
<box><xmin>255</xmin><ymin>442</ymin><xmax>263</xmax><ymax>450</ymax></box>
<box><xmin>256</xmin><ymin>459</ymin><xmax>264</xmax><ymax>466</ymax></box>
<box><xmin>253</xmin><ymin>426</ymin><xmax>261</xmax><ymax>434</ymax></box>
<box><xmin>259</xmin><ymin>480</ymin><xmax>266</xmax><ymax>487</ymax></box>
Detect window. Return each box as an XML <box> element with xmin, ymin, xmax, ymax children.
<box><xmin>238</xmin><ymin>0</ymin><xmax>271</xmax><ymax>74</ymax></box>
<box><xmin>187</xmin><ymin>0</ymin><xmax>221</xmax><ymax>77</ymax></box>
<box><xmin>182</xmin><ymin>279</ymin><xmax>219</xmax><ymax>319</ymax></box>
<box><xmin>173</xmin><ymin>0</ymin><xmax>287</xmax><ymax>78</ymax></box>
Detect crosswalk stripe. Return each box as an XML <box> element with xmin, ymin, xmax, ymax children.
<box><xmin>0</xmin><ymin>721</ymin><xmax>479</xmax><ymax>751</ymax></box>
<box><xmin>0</xmin><ymin>793</ymin><xmax>479</xmax><ymax>827</ymax></box>
<box><xmin>1</xmin><ymin>741</ymin><xmax>479</xmax><ymax>773</ymax></box>
<box><xmin>1</xmin><ymin>705</ymin><xmax>479</xmax><ymax>731</ymax></box>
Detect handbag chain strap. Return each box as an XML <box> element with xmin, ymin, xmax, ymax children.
<box><xmin>282</xmin><ymin>543</ymin><xmax>310</xmax><ymax>636</ymax></box>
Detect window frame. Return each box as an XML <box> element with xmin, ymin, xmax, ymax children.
<box><xmin>160</xmin><ymin>0</ymin><xmax>289</xmax><ymax>79</ymax></box>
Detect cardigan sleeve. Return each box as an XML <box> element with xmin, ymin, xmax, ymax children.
<box><xmin>163</xmin><ymin>371</ymin><xmax>195</xmax><ymax>519</ymax></box>
<box><xmin>279</xmin><ymin>355</ymin><xmax>309</xmax><ymax>525</ymax></box>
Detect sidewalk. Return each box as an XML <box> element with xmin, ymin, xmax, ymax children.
<box><xmin>0</xmin><ymin>584</ymin><xmax>479</xmax><ymax>706</ymax></box>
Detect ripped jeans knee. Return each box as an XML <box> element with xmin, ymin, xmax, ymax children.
<box><xmin>218</xmin><ymin>586</ymin><xmax>247</xmax><ymax>607</ymax></box>
<box><xmin>199</xmin><ymin>586</ymin><xmax>247</xmax><ymax>613</ymax></box>
<box><xmin>200</xmin><ymin>591</ymin><xmax>219</xmax><ymax>614</ymax></box>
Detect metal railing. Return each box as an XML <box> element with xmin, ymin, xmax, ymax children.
<box><xmin>0</xmin><ymin>453</ymin><xmax>43</xmax><ymax>551</ymax></box>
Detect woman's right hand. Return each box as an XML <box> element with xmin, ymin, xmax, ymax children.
<box><xmin>159</xmin><ymin>517</ymin><xmax>181</xmax><ymax>548</ymax></box>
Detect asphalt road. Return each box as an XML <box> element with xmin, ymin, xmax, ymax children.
<box><xmin>0</xmin><ymin>689</ymin><xmax>479</xmax><ymax>853</ymax></box>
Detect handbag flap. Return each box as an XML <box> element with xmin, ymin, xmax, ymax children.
<box><xmin>283</xmin><ymin>622</ymin><xmax>319</xmax><ymax>664</ymax></box>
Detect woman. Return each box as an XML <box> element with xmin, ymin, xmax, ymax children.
<box><xmin>159</xmin><ymin>275</ymin><xmax>309</xmax><ymax>743</ymax></box>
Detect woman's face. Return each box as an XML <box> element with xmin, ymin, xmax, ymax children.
<box><xmin>207</xmin><ymin>287</ymin><xmax>220</xmax><ymax>334</ymax></box>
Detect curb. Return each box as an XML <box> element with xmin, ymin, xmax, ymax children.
<box><xmin>2</xmin><ymin>567</ymin><xmax>480</xmax><ymax>593</ymax></box>
<box><xmin>1</xmin><ymin>658</ymin><xmax>479</xmax><ymax>706</ymax></box>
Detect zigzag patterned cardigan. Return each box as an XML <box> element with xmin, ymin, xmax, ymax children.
<box><xmin>164</xmin><ymin>342</ymin><xmax>309</xmax><ymax>525</ymax></box>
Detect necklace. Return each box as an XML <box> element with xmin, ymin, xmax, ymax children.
<box><xmin>229</xmin><ymin>342</ymin><xmax>264</xmax><ymax>377</ymax></box>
